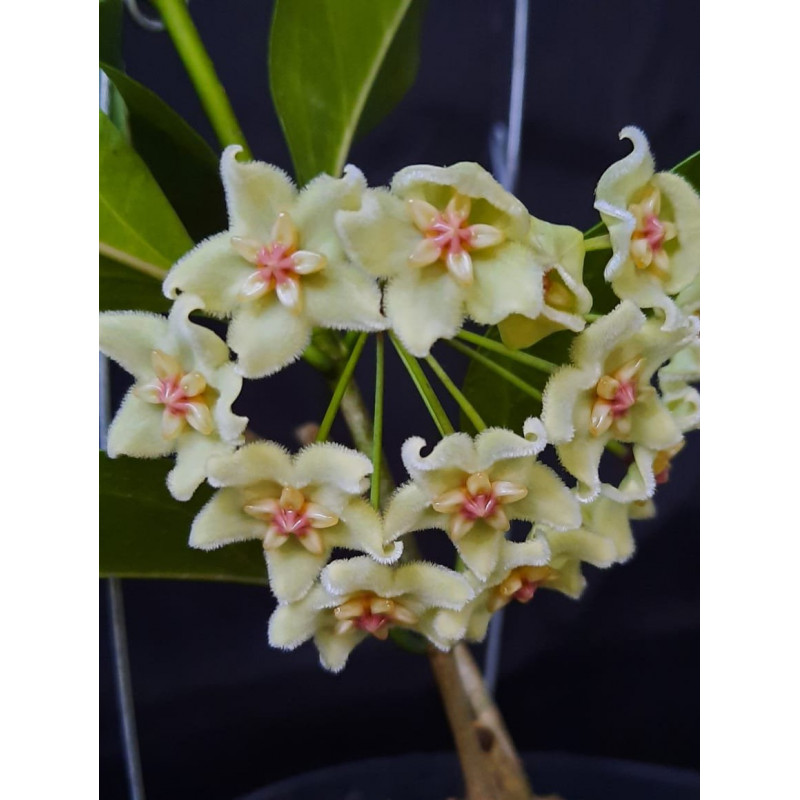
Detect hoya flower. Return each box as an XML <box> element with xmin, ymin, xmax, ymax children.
<box><xmin>498</xmin><ymin>217</ymin><xmax>593</xmax><ymax>349</ymax></box>
<box><xmin>268</xmin><ymin>557</ymin><xmax>473</xmax><ymax>672</ymax></box>
<box><xmin>163</xmin><ymin>146</ymin><xmax>385</xmax><ymax>378</ymax></box>
<box><xmin>542</xmin><ymin>301</ymin><xmax>692</xmax><ymax>503</ymax></box>
<box><xmin>189</xmin><ymin>442</ymin><xmax>400</xmax><ymax>603</ymax></box>
<box><xmin>99</xmin><ymin>294</ymin><xmax>247</xmax><ymax>501</ymax></box>
<box><xmin>336</xmin><ymin>162</ymin><xmax>541</xmax><ymax>356</ymax></box>
<box><xmin>384</xmin><ymin>419</ymin><xmax>580</xmax><ymax>580</ymax></box>
<box><xmin>594</xmin><ymin>127</ymin><xmax>699</xmax><ymax>331</ymax></box>
<box><xmin>434</xmin><ymin>498</ymin><xmax>634</xmax><ymax>643</ymax></box>
<box><xmin>659</xmin><ymin>277</ymin><xmax>700</xmax><ymax>388</ymax></box>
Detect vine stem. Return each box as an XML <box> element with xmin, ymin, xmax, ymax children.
<box><xmin>389</xmin><ymin>334</ymin><xmax>455</xmax><ymax>436</ymax></box>
<box><xmin>151</xmin><ymin>0</ymin><xmax>253</xmax><ymax>158</ymax></box>
<box><xmin>447</xmin><ymin>339</ymin><xmax>543</xmax><ymax>402</ymax></box>
<box><xmin>456</xmin><ymin>330</ymin><xmax>556</xmax><ymax>374</ymax></box>
<box><xmin>370</xmin><ymin>334</ymin><xmax>385</xmax><ymax>510</ymax></box>
<box><xmin>315</xmin><ymin>333</ymin><xmax>368</xmax><ymax>443</ymax></box>
<box><xmin>425</xmin><ymin>353</ymin><xmax>487</xmax><ymax>432</ymax></box>
<box><xmin>583</xmin><ymin>233</ymin><xmax>611</xmax><ymax>251</ymax></box>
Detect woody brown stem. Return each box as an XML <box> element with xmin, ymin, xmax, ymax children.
<box><xmin>429</xmin><ymin>644</ymin><xmax>540</xmax><ymax>800</ymax></box>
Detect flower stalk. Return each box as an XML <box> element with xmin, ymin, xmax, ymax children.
<box><xmin>371</xmin><ymin>333</ymin><xmax>385</xmax><ymax>510</ymax></box>
<box><xmin>390</xmin><ymin>333</ymin><xmax>455</xmax><ymax>436</ymax></box>
<box><xmin>425</xmin><ymin>353</ymin><xmax>487</xmax><ymax>432</ymax></box>
<box><xmin>456</xmin><ymin>330</ymin><xmax>556</xmax><ymax>374</ymax></box>
<box><xmin>315</xmin><ymin>332</ymin><xmax>368</xmax><ymax>443</ymax></box>
<box><xmin>151</xmin><ymin>0</ymin><xmax>253</xmax><ymax>158</ymax></box>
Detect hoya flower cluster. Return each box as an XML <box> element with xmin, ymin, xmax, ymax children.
<box><xmin>100</xmin><ymin>127</ymin><xmax>699</xmax><ymax>672</ymax></box>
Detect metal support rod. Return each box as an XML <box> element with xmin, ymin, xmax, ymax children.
<box><xmin>484</xmin><ymin>0</ymin><xmax>531</xmax><ymax>696</ymax></box>
<box><xmin>101</xmin><ymin>68</ymin><xmax>147</xmax><ymax>800</ymax></box>
<box><xmin>108</xmin><ymin>579</ymin><xmax>147</xmax><ymax>800</ymax></box>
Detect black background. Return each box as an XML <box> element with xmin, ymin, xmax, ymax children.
<box><xmin>99</xmin><ymin>1</ymin><xmax>699</xmax><ymax>797</ymax></box>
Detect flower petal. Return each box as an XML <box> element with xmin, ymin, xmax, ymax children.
<box><xmin>505</xmin><ymin>462</ymin><xmax>581</xmax><ymax>530</ymax></box>
<box><xmin>100</xmin><ymin>312</ymin><xmax>168</xmax><ymax>381</ymax></box>
<box><xmin>266</xmin><ymin>542</ymin><xmax>329</xmax><ymax>604</ymax></box>
<box><xmin>453</xmin><ymin>525</ymin><xmax>503</xmax><ymax>581</ymax></box>
<box><xmin>293</xmin><ymin>442</ymin><xmax>372</xmax><ymax>496</ymax></box>
<box><xmin>383</xmin><ymin>482</ymin><xmax>447</xmax><ymax>542</ymax></box>
<box><xmin>206</xmin><ymin>441</ymin><xmax>293</xmax><ymax>488</ymax></box>
<box><xmin>292</xmin><ymin>165</ymin><xmax>366</xmax><ymax>258</ymax></box>
<box><xmin>326</xmin><ymin>498</ymin><xmax>401</xmax><ymax>563</ymax></box>
<box><xmin>314</xmin><ymin>628</ymin><xmax>366</xmax><ymax>673</ymax></box>
<box><xmin>268</xmin><ymin>589</ymin><xmax>323</xmax><ymax>650</ymax></box>
<box><xmin>107</xmin><ymin>389</ymin><xmax>174</xmax><ymax>460</ymax></box>
<box><xmin>555</xmin><ymin>436</ymin><xmax>606</xmax><ymax>502</ymax></box>
<box><xmin>168</xmin><ymin>432</ymin><xmax>233</xmax><ymax>501</ymax></box>
<box><xmin>464</xmin><ymin>242</ymin><xmax>543</xmax><ymax>325</ymax></box>
<box><xmin>189</xmin><ymin>488</ymin><xmax>266</xmax><ymax>550</ymax></box>
<box><xmin>302</xmin><ymin>260</ymin><xmax>385</xmax><ymax>331</ymax></box>
<box><xmin>628</xmin><ymin>392</ymin><xmax>683</xmax><ymax>450</ymax></box>
<box><xmin>335</xmin><ymin>189</ymin><xmax>423</xmax><ymax>277</ymax></box>
<box><xmin>221</xmin><ymin>145</ymin><xmax>296</xmax><ymax>241</ymax></box>
<box><xmin>162</xmin><ymin>232</ymin><xmax>254</xmax><ymax>315</ymax></box>
<box><xmin>384</xmin><ymin>267</ymin><xmax>465</xmax><ymax>357</ymax></box>
<box><xmin>227</xmin><ymin>299</ymin><xmax>312</xmax><ymax>378</ymax></box>
<box><xmin>474</xmin><ymin>425</ymin><xmax>543</xmax><ymax>470</ymax></box>
<box><xmin>401</xmin><ymin>434</ymin><xmax>478</xmax><ymax>497</ymax></box>
<box><xmin>392</xmin><ymin>162</ymin><xmax>531</xmax><ymax>240</ymax></box>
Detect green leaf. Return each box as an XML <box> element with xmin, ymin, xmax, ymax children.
<box><xmin>100</xmin><ymin>255</ymin><xmax>170</xmax><ymax>313</ymax></box>
<box><xmin>461</xmin><ymin>154</ymin><xmax>699</xmax><ymax>431</ymax></box>
<box><xmin>354</xmin><ymin>1</ymin><xmax>425</xmax><ymax>139</ymax></box>
<box><xmin>100</xmin><ymin>453</ymin><xmax>266</xmax><ymax>585</ymax></box>
<box><xmin>101</xmin><ymin>64</ymin><xmax>227</xmax><ymax>241</ymax></box>
<box><xmin>99</xmin><ymin>0</ymin><xmax>124</xmax><ymax>69</ymax></box>
<box><xmin>269</xmin><ymin>0</ymin><xmax>423</xmax><ymax>185</ymax></box>
<box><xmin>99</xmin><ymin>110</ymin><xmax>193</xmax><ymax>311</ymax></box>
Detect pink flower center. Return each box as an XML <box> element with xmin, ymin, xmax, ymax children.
<box><xmin>513</xmin><ymin>581</ymin><xmax>538</xmax><ymax>603</ymax></box>
<box><xmin>255</xmin><ymin>242</ymin><xmax>298</xmax><ymax>286</ymax></box>
<box><xmin>461</xmin><ymin>492</ymin><xmax>499</xmax><ymax>520</ymax></box>
<box><xmin>354</xmin><ymin>613</ymin><xmax>388</xmax><ymax>634</ymax></box>
<box><xmin>425</xmin><ymin>210</ymin><xmax>474</xmax><ymax>256</ymax></box>
<box><xmin>271</xmin><ymin>506</ymin><xmax>311</xmax><ymax>538</ymax></box>
<box><xmin>609</xmin><ymin>381</ymin><xmax>637</xmax><ymax>417</ymax></box>
<box><xmin>156</xmin><ymin>377</ymin><xmax>193</xmax><ymax>416</ymax></box>
<box><xmin>641</xmin><ymin>213</ymin><xmax>667</xmax><ymax>252</ymax></box>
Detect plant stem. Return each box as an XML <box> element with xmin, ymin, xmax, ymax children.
<box><xmin>429</xmin><ymin>643</ymin><xmax>537</xmax><ymax>800</ymax></box>
<box><xmin>456</xmin><ymin>330</ymin><xmax>556</xmax><ymax>374</ymax></box>
<box><xmin>447</xmin><ymin>340</ymin><xmax>543</xmax><ymax>402</ymax></box>
<box><xmin>371</xmin><ymin>334</ymin><xmax>385</xmax><ymax>510</ymax></box>
<box><xmin>583</xmin><ymin>312</ymin><xmax>602</xmax><ymax>322</ymax></box>
<box><xmin>390</xmin><ymin>334</ymin><xmax>455</xmax><ymax>436</ymax></box>
<box><xmin>315</xmin><ymin>333</ymin><xmax>368</xmax><ymax>443</ymax></box>
<box><xmin>151</xmin><ymin>0</ymin><xmax>252</xmax><ymax>158</ymax></box>
<box><xmin>583</xmin><ymin>233</ymin><xmax>611</xmax><ymax>251</ymax></box>
<box><xmin>425</xmin><ymin>353</ymin><xmax>487</xmax><ymax>432</ymax></box>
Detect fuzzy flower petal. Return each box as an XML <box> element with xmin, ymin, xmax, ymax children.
<box><xmin>498</xmin><ymin>218</ymin><xmax>592</xmax><ymax>348</ymax></box>
<box><xmin>391</xmin><ymin>421</ymin><xmax>578</xmax><ymax>579</ymax></box>
<box><xmin>191</xmin><ymin>442</ymin><xmax>390</xmax><ymax>603</ymax></box>
<box><xmin>100</xmin><ymin>295</ymin><xmax>247</xmax><ymax>500</ymax></box>
<box><xmin>594</xmin><ymin>127</ymin><xmax>699</xmax><ymax>331</ymax></box>
<box><xmin>163</xmin><ymin>148</ymin><xmax>384</xmax><ymax>378</ymax></box>
<box><xmin>339</xmin><ymin>162</ymin><xmax>536</xmax><ymax>356</ymax></box>
<box><xmin>542</xmin><ymin>301</ymin><xmax>691</xmax><ymax>502</ymax></box>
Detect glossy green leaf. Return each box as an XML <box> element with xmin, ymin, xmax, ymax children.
<box><xmin>100</xmin><ymin>255</ymin><xmax>170</xmax><ymax>313</ymax></box>
<box><xmin>101</xmin><ymin>64</ymin><xmax>227</xmax><ymax>241</ymax></box>
<box><xmin>100</xmin><ymin>453</ymin><xmax>266</xmax><ymax>585</ymax></box>
<box><xmin>99</xmin><ymin>0</ymin><xmax>123</xmax><ymax>69</ymax></box>
<box><xmin>354</xmin><ymin>1</ymin><xmax>425</xmax><ymax>139</ymax></box>
<box><xmin>461</xmin><ymin>153</ymin><xmax>699</xmax><ymax>431</ymax></box>
<box><xmin>269</xmin><ymin>0</ymin><xmax>423</xmax><ymax>185</ymax></box>
<box><xmin>99</xmin><ymin>110</ymin><xmax>192</xmax><ymax>311</ymax></box>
